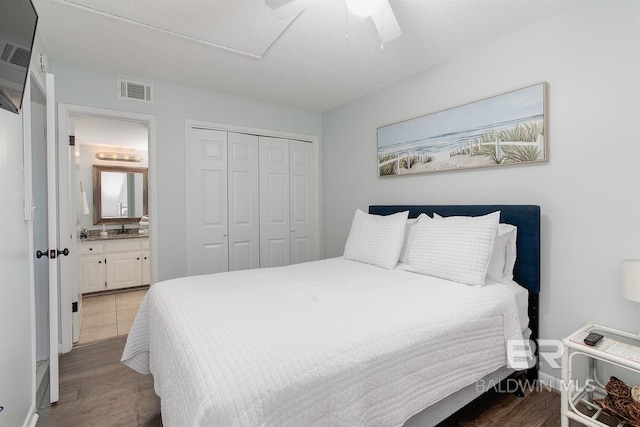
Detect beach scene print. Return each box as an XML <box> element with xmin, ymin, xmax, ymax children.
<box><xmin>377</xmin><ymin>83</ymin><xmax>547</xmax><ymax>176</ymax></box>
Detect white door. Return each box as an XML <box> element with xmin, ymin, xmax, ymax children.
<box><xmin>25</xmin><ymin>72</ymin><xmax>51</xmax><ymax>410</ymax></box>
<box><xmin>79</xmin><ymin>254</ymin><xmax>105</xmax><ymax>293</ymax></box>
<box><xmin>45</xmin><ymin>73</ymin><xmax>61</xmax><ymax>403</ymax></box>
<box><xmin>259</xmin><ymin>137</ymin><xmax>290</xmax><ymax>268</ymax></box>
<box><xmin>227</xmin><ymin>132</ymin><xmax>259</xmax><ymax>271</ymax></box>
<box><xmin>289</xmin><ymin>140</ymin><xmax>315</xmax><ymax>264</ymax></box>
<box><xmin>186</xmin><ymin>128</ymin><xmax>229</xmax><ymax>275</ymax></box>
<box><xmin>105</xmin><ymin>252</ymin><xmax>142</xmax><ymax>289</ymax></box>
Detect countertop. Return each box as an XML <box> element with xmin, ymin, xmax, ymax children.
<box><xmin>81</xmin><ymin>229</ymin><xmax>149</xmax><ymax>242</ymax></box>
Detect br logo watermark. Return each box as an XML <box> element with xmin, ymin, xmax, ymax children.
<box><xmin>475</xmin><ymin>339</ymin><xmax>578</xmax><ymax>394</ymax></box>
<box><xmin>507</xmin><ymin>338</ymin><xmax>564</xmax><ymax>370</ymax></box>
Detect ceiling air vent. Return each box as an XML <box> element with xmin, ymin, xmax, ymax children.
<box><xmin>0</xmin><ymin>39</ymin><xmax>30</xmax><ymax>70</ymax></box>
<box><xmin>117</xmin><ymin>78</ymin><xmax>154</xmax><ymax>104</ymax></box>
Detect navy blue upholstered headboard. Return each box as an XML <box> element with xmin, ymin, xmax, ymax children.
<box><xmin>368</xmin><ymin>205</ymin><xmax>541</xmax><ymax>295</ymax></box>
<box><xmin>369</xmin><ymin>204</ymin><xmax>541</xmax><ymax>379</ymax></box>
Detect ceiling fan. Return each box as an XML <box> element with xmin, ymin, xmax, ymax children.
<box><xmin>269</xmin><ymin>0</ymin><xmax>402</xmax><ymax>44</ymax></box>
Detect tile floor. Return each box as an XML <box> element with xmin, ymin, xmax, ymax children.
<box><xmin>79</xmin><ymin>288</ymin><xmax>148</xmax><ymax>344</ymax></box>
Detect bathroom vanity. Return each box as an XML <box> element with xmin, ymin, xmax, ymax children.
<box><xmin>79</xmin><ymin>233</ymin><xmax>150</xmax><ymax>294</ymax></box>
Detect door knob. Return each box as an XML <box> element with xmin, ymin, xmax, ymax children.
<box><xmin>36</xmin><ymin>248</ymin><xmax>69</xmax><ymax>259</ymax></box>
<box><xmin>36</xmin><ymin>249</ymin><xmax>49</xmax><ymax>259</ymax></box>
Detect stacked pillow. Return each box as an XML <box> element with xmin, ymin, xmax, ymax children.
<box><xmin>343</xmin><ymin>209</ymin><xmax>409</xmax><ymax>270</ymax></box>
<box><xmin>430</xmin><ymin>213</ymin><xmax>517</xmax><ymax>284</ymax></box>
<box><xmin>343</xmin><ymin>208</ymin><xmax>518</xmax><ymax>286</ymax></box>
<box><xmin>405</xmin><ymin>212</ymin><xmax>500</xmax><ymax>286</ymax></box>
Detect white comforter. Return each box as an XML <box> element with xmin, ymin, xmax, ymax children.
<box><xmin>122</xmin><ymin>257</ymin><xmax>524</xmax><ymax>427</ymax></box>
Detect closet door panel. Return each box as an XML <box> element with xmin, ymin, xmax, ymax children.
<box><xmin>259</xmin><ymin>137</ymin><xmax>290</xmax><ymax>268</ymax></box>
<box><xmin>228</xmin><ymin>132</ymin><xmax>259</xmax><ymax>271</ymax></box>
<box><xmin>289</xmin><ymin>140</ymin><xmax>315</xmax><ymax>265</ymax></box>
<box><xmin>265</xmin><ymin>238</ymin><xmax>287</xmax><ymax>268</ymax></box>
<box><xmin>202</xmin><ymin>243</ymin><xmax>226</xmax><ymax>275</ymax></box>
<box><xmin>187</xmin><ymin>128</ymin><xmax>229</xmax><ymax>275</ymax></box>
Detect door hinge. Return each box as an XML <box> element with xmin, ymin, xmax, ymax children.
<box><xmin>69</xmin><ymin>135</ymin><xmax>75</xmax><ymax>146</ymax></box>
<box><xmin>72</xmin><ymin>302</ymin><xmax>78</xmax><ymax>313</ymax></box>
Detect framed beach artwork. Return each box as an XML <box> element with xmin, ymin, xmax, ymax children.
<box><xmin>377</xmin><ymin>82</ymin><xmax>547</xmax><ymax>176</ymax></box>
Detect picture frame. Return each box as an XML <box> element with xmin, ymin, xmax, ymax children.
<box><xmin>377</xmin><ymin>82</ymin><xmax>548</xmax><ymax>176</ymax></box>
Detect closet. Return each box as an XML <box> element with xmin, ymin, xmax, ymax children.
<box><xmin>186</xmin><ymin>127</ymin><xmax>316</xmax><ymax>276</ymax></box>
<box><xmin>259</xmin><ymin>136</ymin><xmax>314</xmax><ymax>267</ymax></box>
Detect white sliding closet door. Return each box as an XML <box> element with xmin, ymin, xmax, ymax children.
<box><xmin>259</xmin><ymin>137</ymin><xmax>290</xmax><ymax>268</ymax></box>
<box><xmin>187</xmin><ymin>125</ymin><xmax>316</xmax><ymax>274</ymax></box>
<box><xmin>289</xmin><ymin>140</ymin><xmax>314</xmax><ymax>265</ymax></box>
<box><xmin>228</xmin><ymin>132</ymin><xmax>259</xmax><ymax>271</ymax></box>
<box><xmin>186</xmin><ymin>128</ymin><xmax>229</xmax><ymax>275</ymax></box>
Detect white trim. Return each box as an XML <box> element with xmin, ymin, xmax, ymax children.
<box><xmin>184</xmin><ymin>119</ymin><xmax>322</xmax><ymax>264</ymax></box>
<box><xmin>56</xmin><ymin>104</ymin><xmax>158</xmax><ymax>352</ymax></box>
<box><xmin>22</xmin><ymin>408</ymin><xmax>38</xmax><ymax>427</ymax></box>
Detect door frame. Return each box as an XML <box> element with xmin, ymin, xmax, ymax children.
<box><xmin>184</xmin><ymin>119</ymin><xmax>322</xmax><ymax>275</ymax></box>
<box><xmin>57</xmin><ymin>104</ymin><xmax>157</xmax><ymax>352</ymax></box>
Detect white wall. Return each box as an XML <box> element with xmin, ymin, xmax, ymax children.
<box><xmin>322</xmin><ymin>0</ymin><xmax>640</xmax><ymax>380</ymax></box>
<box><xmin>51</xmin><ymin>62</ymin><xmax>323</xmax><ymax>281</ymax></box>
<box><xmin>0</xmin><ymin>109</ymin><xmax>34</xmax><ymax>426</ymax></box>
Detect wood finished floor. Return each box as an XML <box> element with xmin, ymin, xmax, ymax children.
<box><xmin>37</xmin><ymin>336</ymin><xmax>613</xmax><ymax>426</ymax></box>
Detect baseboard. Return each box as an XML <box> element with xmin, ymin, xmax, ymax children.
<box><xmin>22</xmin><ymin>405</ymin><xmax>38</xmax><ymax>427</ymax></box>
<box><xmin>537</xmin><ymin>371</ymin><xmax>561</xmax><ymax>391</ymax></box>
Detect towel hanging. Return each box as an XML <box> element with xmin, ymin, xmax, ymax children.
<box><xmin>80</xmin><ymin>181</ymin><xmax>90</xmax><ymax>215</ymax></box>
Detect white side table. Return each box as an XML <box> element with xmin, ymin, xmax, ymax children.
<box><xmin>561</xmin><ymin>323</ymin><xmax>640</xmax><ymax>426</ymax></box>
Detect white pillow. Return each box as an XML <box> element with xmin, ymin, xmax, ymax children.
<box><xmin>406</xmin><ymin>211</ymin><xmax>500</xmax><ymax>286</ymax></box>
<box><xmin>433</xmin><ymin>213</ymin><xmax>517</xmax><ymax>283</ymax></box>
<box><xmin>343</xmin><ymin>209</ymin><xmax>409</xmax><ymax>269</ymax></box>
<box><xmin>486</xmin><ymin>224</ymin><xmax>517</xmax><ymax>283</ymax></box>
<box><xmin>397</xmin><ymin>213</ymin><xmax>430</xmax><ymax>264</ymax></box>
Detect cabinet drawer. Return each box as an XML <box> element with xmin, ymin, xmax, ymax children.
<box><xmin>79</xmin><ymin>243</ymin><xmax>104</xmax><ymax>255</ymax></box>
<box><xmin>105</xmin><ymin>239</ymin><xmax>142</xmax><ymax>253</ymax></box>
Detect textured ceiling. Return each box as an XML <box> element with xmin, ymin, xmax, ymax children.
<box><xmin>32</xmin><ymin>0</ymin><xmax>581</xmax><ymax>112</ymax></box>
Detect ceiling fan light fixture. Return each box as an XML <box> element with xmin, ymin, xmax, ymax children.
<box><xmin>346</xmin><ymin>0</ymin><xmax>384</xmax><ymax>17</ymax></box>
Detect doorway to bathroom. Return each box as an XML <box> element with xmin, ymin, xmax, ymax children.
<box><xmin>57</xmin><ymin>104</ymin><xmax>156</xmax><ymax>349</ymax></box>
<box><xmin>73</xmin><ymin>114</ymin><xmax>150</xmax><ymax>344</ymax></box>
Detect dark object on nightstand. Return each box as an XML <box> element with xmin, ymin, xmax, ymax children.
<box><xmin>584</xmin><ymin>332</ymin><xmax>604</xmax><ymax>346</ymax></box>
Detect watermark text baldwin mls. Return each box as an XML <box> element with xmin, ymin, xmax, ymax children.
<box><xmin>475</xmin><ymin>339</ymin><xmax>576</xmax><ymax>393</ymax></box>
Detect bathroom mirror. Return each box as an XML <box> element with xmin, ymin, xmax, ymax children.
<box><xmin>93</xmin><ymin>165</ymin><xmax>148</xmax><ymax>225</ymax></box>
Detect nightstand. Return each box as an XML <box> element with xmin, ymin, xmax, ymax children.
<box><xmin>561</xmin><ymin>323</ymin><xmax>640</xmax><ymax>426</ymax></box>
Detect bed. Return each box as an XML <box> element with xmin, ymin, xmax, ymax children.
<box><xmin>122</xmin><ymin>204</ymin><xmax>540</xmax><ymax>426</ymax></box>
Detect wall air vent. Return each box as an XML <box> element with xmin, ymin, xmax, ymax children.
<box><xmin>0</xmin><ymin>39</ymin><xmax>30</xmax><ymax>70</ymax></box>
<box><xmin>117</xmin><ymin>78</ymin><xmax>154</xmax><ymax>104</ymax></box>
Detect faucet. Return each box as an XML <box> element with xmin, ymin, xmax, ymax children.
<box><xmin>120</xmin><ymin>224</ymin><xmax>126</xmax><ymax>234</ymax></box>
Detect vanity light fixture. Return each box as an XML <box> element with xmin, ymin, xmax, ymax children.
<box><xmin>95</xmin><ymin>152</ymin><xmax>143</xmax><ymax>162</ymax></box>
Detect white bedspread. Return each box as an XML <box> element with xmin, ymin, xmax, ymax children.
<box><xmin>122</xmin><ymin>257</ymin><xmax>525</xmax><ymax>427</ymax></box>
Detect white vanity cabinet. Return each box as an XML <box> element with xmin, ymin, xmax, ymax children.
<box><xmin>79</xmin><ymin>237</ymin><xmax>150</xmax><ymax>294</ymax></box>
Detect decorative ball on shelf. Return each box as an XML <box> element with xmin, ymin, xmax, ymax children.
<box><xmin>632</xmin><ymin>385</ymin><xmax>640</xmax><ymax>404</ymax></box>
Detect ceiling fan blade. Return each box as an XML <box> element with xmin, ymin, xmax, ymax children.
<box><xmin>371</xmin><ymin>0</ymin><xmax>402</xmax><ymax>43</ymax></box>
